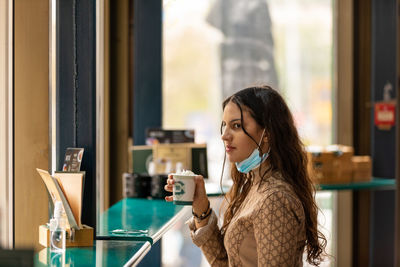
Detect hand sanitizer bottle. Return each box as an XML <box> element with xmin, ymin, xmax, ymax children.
<box><xmin>50</xmin><ymin>201</ymin><xmax>66</xmax><ymax>253</ymax></box>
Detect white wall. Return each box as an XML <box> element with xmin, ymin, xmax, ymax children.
<box><xmin>0</xmin><ymin>0</ymin><xmax>13</xmax><ymax>249</ymax></box>
<box><xmin>14</xmin><ymin>0</ymin><xmax>49</xmax><ymax>249</ymax></box>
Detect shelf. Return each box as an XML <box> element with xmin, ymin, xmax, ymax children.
<box><xmin>206</xmin><ymin>178</ymin><xmax>396</xmax><ymax>193</ymax></box>
<box><xmin>316</xmin><ymin>177</ymin><xmax>395</xmax><ymax>191</ymax></box>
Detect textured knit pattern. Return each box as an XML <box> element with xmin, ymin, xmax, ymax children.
<box><xmin>188</xmin><ymin>172</ymin><xmax>306</xmax><ymax>267</ymax></box>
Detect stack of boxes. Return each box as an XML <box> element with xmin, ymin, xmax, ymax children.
<box><xmin>307</xmin><ymin>145</ymin><xmax>372</xmax><ymax>184</ymax></box>
<box><xmin>352</xmin><ymin>156</ymin><xmax>373</xmax><ymax>182</ymax></box>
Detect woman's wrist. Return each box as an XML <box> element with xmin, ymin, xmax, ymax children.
<box><xmin>192</xmin><ymin>199</ymin><xmax>212</xmax><ymax>228</ymax></box>
<box><xmin>193</xmin><ymin>198</ymin><xmax>210</xmax><ymax>215</ymax></box>
<box><xmin>193</xmin><ymin>200</ymin><xmax>211</xmax><ymax>219</ymax></box>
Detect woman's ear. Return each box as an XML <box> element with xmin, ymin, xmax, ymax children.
<box><xmin>262</xmin><ymin>139</ymin><xmax>270</xmax><ymax>154</ymax></box>
<box><xmin>261</xmin><ymin>128</ymin><xmax>268</xmax><ymax>142</ymax></box>
<box><xmin>262</xmin><ymin>135</ymin><xmax>268</xmax><ymax>145</ymax></box>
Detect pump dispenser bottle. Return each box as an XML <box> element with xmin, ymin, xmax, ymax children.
<box><xmin>50</xmin><ymin>201</ymin><xmax>66</xmax><ymax>253</ymax></box>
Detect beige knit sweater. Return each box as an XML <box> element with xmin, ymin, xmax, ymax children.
<box><xmin>188</xmin><ymin>172</ymin><xmax>306</xmax><ymax>267</ymax></box>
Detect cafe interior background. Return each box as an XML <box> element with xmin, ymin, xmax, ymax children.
<box><xmin>0</xmin><ymin>0</ymin><xmax>399</xmax><ymax>266</ymax></box>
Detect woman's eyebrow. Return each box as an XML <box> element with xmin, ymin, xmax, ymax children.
<box><xmin>221</xmin><ymin>118</ymin><xmax>241</xmax><ymax>124</ymax></box>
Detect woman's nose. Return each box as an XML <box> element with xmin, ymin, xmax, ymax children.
<box><xmin>221</xmin><ymin>128</ymin><xmax>231</xmax><ymax>141</ymax></box>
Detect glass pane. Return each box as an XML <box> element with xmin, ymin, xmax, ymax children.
<box><xmin>163</xmin><ymin>0</ymin><xmax>225</xmax><ymax>183</ymax></box>
<box><xmin>163</xmin><ymin>0</ymin><xmax>334</xmax><ymax>266</ymax></box>
<box><xmin>268</xmin><ymin>0</ymin><xmax>333</xmax><ymax>146</ymax></box>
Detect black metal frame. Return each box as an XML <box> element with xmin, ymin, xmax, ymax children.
<box><xmin>132</xmin><ymin>1</ymin><xmax>163</xmax><ymax>266</ymax></box>
<box><xmin>369</xmin><ymin>0</ymin><xmax>397</xmax><ymax>265</ymax></box>
<box><xmin>56</xmin><ymin>0</ymin><xmax>97</xmax><ymax>230</ymax></box>
<box><xmin>132</xmin><ymin>0</ymin><xmax>162</xmax><ymax>146</ymax></box>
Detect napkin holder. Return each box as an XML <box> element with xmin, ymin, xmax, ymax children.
<box><xmin>36</xmin><ymin>169</ymin><xmax>93</xmax><ymax>247</ymax></box>
<box><xmin>39</xmin><ymin>224</ymin><xmax>93</xmax><ymax>247</ymax></box>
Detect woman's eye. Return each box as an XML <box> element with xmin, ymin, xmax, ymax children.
<box><xmin>233</xmin><ymin>123</ymin><xmax>241</xmax><ymax>129</ymax></box>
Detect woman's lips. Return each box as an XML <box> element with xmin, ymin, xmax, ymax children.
<box><xmin>226</xmin><ymin>145</ymin><xmax>236</xmax><ymax>152</ymax></box>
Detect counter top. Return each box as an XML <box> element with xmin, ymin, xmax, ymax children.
<box><xmin>97</xmin><ymin>198</ymin><xmax>189</xmax><ymax>244</ymax></box>
<box><xmin>35</xmin><ymin>198</ymin><xmax>189</xmax><ymax>266</ymax></box>
<box><xmin>35</xmin><ymin>240</ymin><xmax>150</xmax><ymax>267</ymax></box>
<box><xmin>35</xmin><ymin>183</ymin><xmax>228</xmax><ymax>267</ymax></box>
<box><xmin>96</xmin><ymin>182</ymin><xmax>229</xmax><ymax>243</ymax></box>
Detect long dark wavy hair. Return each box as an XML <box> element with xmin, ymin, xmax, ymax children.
<box><xmin>220</xmin><ymin>85</ymin><xmax>326</xmax><ymax>266</ymax></box>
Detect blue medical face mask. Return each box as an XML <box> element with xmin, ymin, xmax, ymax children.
<box><xmin>235</xmin><ymin>130</ymin><xmax>270</xmax><ymax>174</ymax></box>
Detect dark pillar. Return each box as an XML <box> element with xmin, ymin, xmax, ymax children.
<box><xmin>132</xmin><ymin>1</ymin><xmax>163</xmax><ymax>265</ymax></box>
<box><xmin>370</xmin><ymin>0</ymin><xmax>397</xmax><ymax>266</ymax></box>
<box><xmin>56</xmin><ymin>0</ymin><xmax>97</xmax><ymax>229</ymax></box>
<box><xmin>133</xmin><ymin>0</ymin><xmax>162</xmax><ymax>145</ymax></box>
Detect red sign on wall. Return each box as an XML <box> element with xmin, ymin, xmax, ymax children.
<box><xmin>374</xmin><ymin>101</ymin><xmax>396</xmax><ymax>130</ymax></box>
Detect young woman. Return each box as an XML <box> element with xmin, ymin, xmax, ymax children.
<box><xmin>165</xmin><ymin>85</ymin><xmax>326</xmax><ymax>266</ymax></box>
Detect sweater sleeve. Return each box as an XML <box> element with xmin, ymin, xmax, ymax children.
<box><xmin>253</xmin><ymin>190</ymin><xmax>305</xmax><ymax>266</ymax></box>
<box><xmin>187</xmin><ymin>211</ymin><xmax>228</xmax><ymax>267</ymax></box>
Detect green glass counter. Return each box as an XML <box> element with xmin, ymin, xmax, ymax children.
<box><xmin>34</xmin><ymin>240</ymin><xmax>150</xmax><ymax>267</ymax></box>
<box><xmin>97</xmin><ymin>183</ymin><xmax>228</xmax><ymax>243</ymax></box>
<box><xmin>97</xmin><ymin>198</ymin><xmax>189</xmax><ymax>244</ymax></box>
<box><xmin>35</xmin><ymin>198</ymin><xmax>189</xmax><ymax>266</ymax></box>
<box><xmin>34</xmin><ymin>185</ymin><xmax>225</xmax><ymax>267</ymax></box>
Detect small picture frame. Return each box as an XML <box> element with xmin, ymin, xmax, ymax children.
<box><xmin>62</xmin><ymin>148</ymin><xmax>84</xmax><ymax>172</ymax></box>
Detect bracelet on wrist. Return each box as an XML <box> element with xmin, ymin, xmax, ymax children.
<box><xmin>192</xmin><ymin>200</ymin><xmax>212</xmax><ymax>223</ymax></box>
<box><xmin>193</xmin><ymin>207</ymin><xmax>212</xmax><ymax>223</ymax></box>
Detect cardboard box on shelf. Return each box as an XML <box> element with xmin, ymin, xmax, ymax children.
<box><xmin>153</xmin><ymin>143</ymin><xmax>192</xmax><ymax>174</ymax></box>
<box><xmin>352</xmin><ymin>156</ymin><xmax>372</xmax><ymax>182</ymax></box>
<box><xmin>308</xmin><ymin>145</ymin><xmax>354</xmax><ymax>184</ymax></box>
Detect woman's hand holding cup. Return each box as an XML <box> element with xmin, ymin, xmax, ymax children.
<box><xmin>165</xmin><ymin>173</ymin><xmax>210</xmax><ymax>228</ymax></box>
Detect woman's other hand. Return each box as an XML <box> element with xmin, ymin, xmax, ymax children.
<box><xmin>192</xmin><ymin>175</ymin><xmax>211</xmax><ymax>228</ymax></box>
<box><xmin>164</xmin><ymin>174</ymin><xmax>209</xmax><ymax>207</ymax></box>
<box><xmin>164</xmin><ymin>174</ymin><xmax>174</xmax><ymax>202</ymax></box>
<box><xmin>191</xmin><ymin>175</ymin><xmax>209</xmax><ymax>214</ymax></box>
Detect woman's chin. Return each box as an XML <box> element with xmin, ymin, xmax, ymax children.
<box><xmin>226</xmin><ymin>155</ymin><xmax>234</xmax><ymax>163</ymax></box>
<box><xmin>226</xmin><ymin>155</ymin><xmax>241</xmax><ymax>164</ymax></box>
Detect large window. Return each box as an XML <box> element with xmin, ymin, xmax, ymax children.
<box><xmin>163</xmin><ymin>0</ymin><xmax>332</xmax><ymax>181</ymax></box>
<box><xmin>163</xmin><ymin>0</ymin><xmax>334</xmax><ymax>266</ymax></box>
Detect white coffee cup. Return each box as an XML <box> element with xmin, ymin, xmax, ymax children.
<box><xmin>173</xmin><ymin>173</ymin><xmax>196</xmax><ymax>205</ymax></box>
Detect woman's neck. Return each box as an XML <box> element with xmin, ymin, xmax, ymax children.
<box><xmin>248</xmin><ymin>160</ymin><xmax>271</xmax><ymax>184</ymax></box>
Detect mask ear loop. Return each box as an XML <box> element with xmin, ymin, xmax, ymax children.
<box><xmin>258</xmin><ymin>129</ymin><xmax>266</xmax><ymax>146</ymax></box>
<box><xmin>256</xmin><ymin>129</ymin><xmax>270</xmax><ymax>181</ymax></box>
<box><xmin>257</xmin><ymin>129</ymin><xmax>267</xmax><ymax>156</ymax></box>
